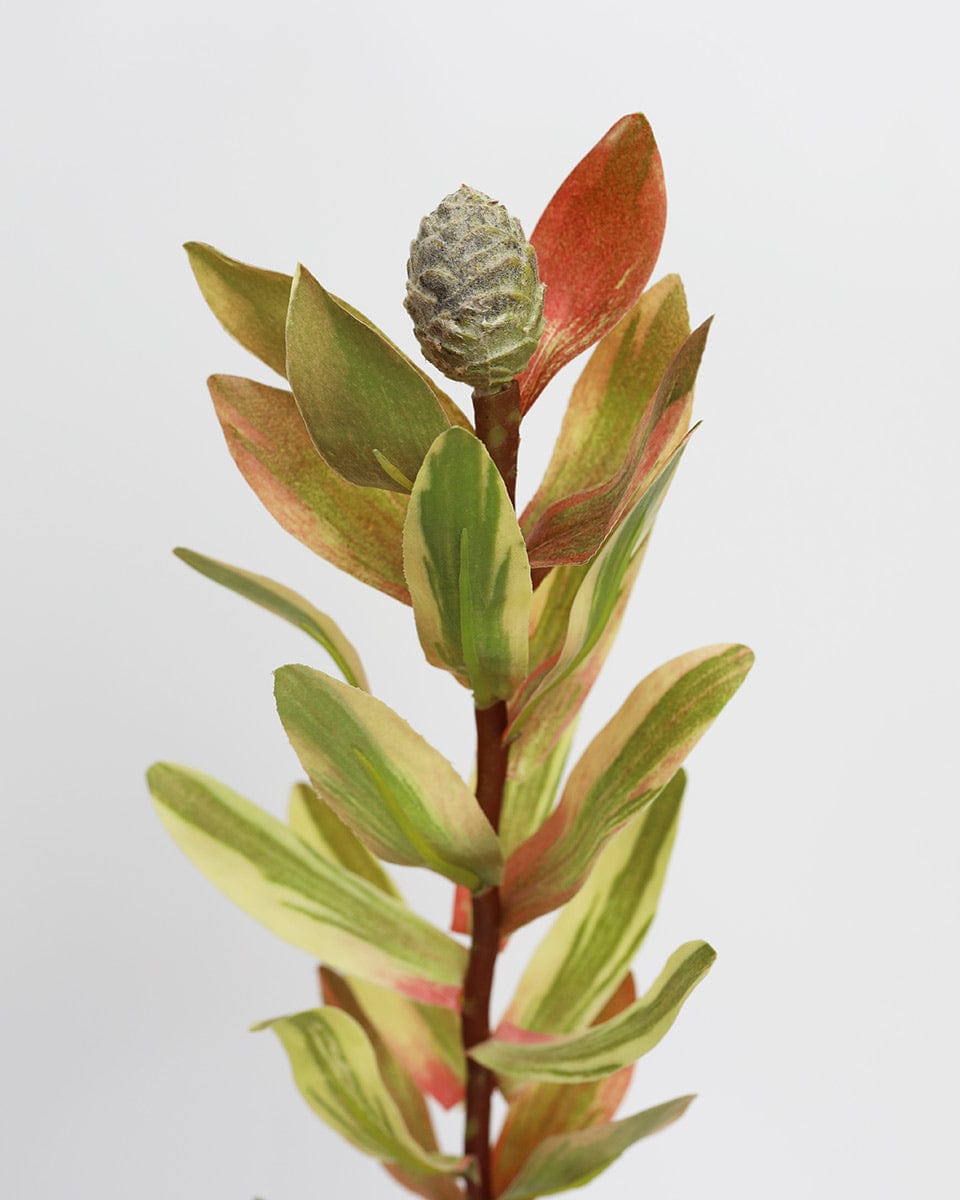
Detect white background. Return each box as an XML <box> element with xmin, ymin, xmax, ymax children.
<box><xmin>3</xmin><ymin>1</ymin><xmax>958</xmax><ymax>1197</ymax></box>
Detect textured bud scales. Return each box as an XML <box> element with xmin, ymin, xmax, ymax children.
<box><xmin>405</xmin><ymin>185</ymin><xmax>545</xmax><ymax>395</ymax></box>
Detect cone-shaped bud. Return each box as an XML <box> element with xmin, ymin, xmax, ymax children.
<box><xmin>405</xmin><ymin>185</ymin><xmax>545</xmax><ymax>395</ymax></box>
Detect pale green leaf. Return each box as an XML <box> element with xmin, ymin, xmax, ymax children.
<box><xmin>174</xmin><ymin>548</ymin><xmax>368</xmax><ymax>689</ymax></box>
<box><xmin>502</xmin><ymin>645</ymin><xmax>752</xmax><ymax>932</ymax></box>
<box><xmin>504</xmin><ymin>771</ymin><xmax>685</xmax><ymax>1034</ymax></box>
<box><xmin>403</xmin><ymin>427</ymin><xmax>532</xmax><ymax>708</ymax></box>
<box><xmin>147</xmin><ymin>763</ymin><xmax>466</xmax><ymax>1007</ymax></box>
<box><xmin>254</xmin><ymin>1007</ymin><xmax>466</xmax><ymax>1177</ymax></box>
<box><xmin>471</xmin><ymin>941</ymin><xmax>715</xmax><ymax>1083</ymax></box>
<box><xmin>497</xmin><ymin>1095</ymin><xmax>695</xmax><ymax>1199</ymax></box>
<box><xmin>286</xmin><ymin>265</ymin><xmax>451</xmax><ymax>491</ymax></box>
<box><xmin>275</xmin><ymin>665</ymin><xmax>502</xmax><ymax>889</ymax></box>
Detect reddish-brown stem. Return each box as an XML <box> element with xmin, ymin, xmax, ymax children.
<box><xmin>461</xmin><ymin>382</ymin><xmax>521</xmax><ymax>1199</ymax></box>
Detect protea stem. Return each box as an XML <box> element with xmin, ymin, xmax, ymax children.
<box><xmin>462</xmin><ymin>380</ymin><xmax>522</xmax><ymax>1199</ymax></box>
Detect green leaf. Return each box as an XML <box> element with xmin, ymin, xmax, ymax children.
<box><xmin>403</xmin><ymin>428</ymin><xmax>532</xmax><ymax>708</ymax></box>
<box><xmin>208</xmin><ymin>374</ymin><xmax>410</xmax><ymax>603</ymax></box>
<box><xmin>521</xmin><ymin>275</ymin><xmax>691</xmax><ymax>542</ymax></box>
<box><xmin>470</xmin><ymin>941</ymin><xmax>715</xmax><ymax>1082</ymax></box>
<box><xmin>497</xmin><ymin>1096</ymin><xmax>695</xmax><ymax>1199</ymax></box>
<box><xmin>173</xmin><ymin>548</ymin><xmax>369</xmax><ymax>689</ymax></box>
<box><xmin>522</xmin><ymin>320</ymin><xmax>708</xmax><ymax>569</ymax></box>
<box><xmin>320</xmin><ymin>970</ymin><xmax>463</xmax><ymax>1199</ymax></box>
<box><xmin>286</xmin><ymin>265</ymin><xmax>451</xmax><ymax>492</ymax></box>
<box><xmin>503</xmin><ymin>771</ymin><xmax>685</xmax><ymax>1034</ymax></box>
<box><xmin>254</xmin><ymin>1007</ymin><xmax>467</xmax><ymax>1177</ymax></box>
<box><xmin>492</xmin><ymin>975</ymin><xmax>637</xmax><ymax>1195</ymax></box>
<box><xmin>184</xmin><ymin>242</ymin><xmax>291</xmax><ymax>376</ymax></box>
<box><xmin>287</xmin><ymin>783</ymin><xmax>398</xmax><ymax>896</ymax></box>
<box><xmin>293</xmin><ymin>786</ymin><xmax>465</xmax><ymax>1110</ymax></box>
<box><xmin>502</xmin><ymin>645</ymin><xmax>753</xmax><ymax>931</ymax></box>
<box><xmin>275</xmin><ymin>665</ymin><xmax>502</xmax><ymax>889</ymax></box>
<box><xmin>147</xmin><ymin>763</ymin><xmax>466</xmax><ymax>1007</ymax></box>
<box><xmin>184</xmin><ymin>244</ymin><xmax>471</xmax><ymax>431</ymax></box>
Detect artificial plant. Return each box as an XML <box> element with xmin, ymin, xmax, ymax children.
<box><xmin>148</xmin><ymin>113</ymin><xmax>753</xmax><ymax>1200</ymax></box>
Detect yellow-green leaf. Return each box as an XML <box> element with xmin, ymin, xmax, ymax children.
<box><xmin>492</xmin><ymin>975</ymin><xmax>637</xmax><ymax>1195</ymax></box>
<box><xmin>403</xmin><ymin>428</ymin><xmax>532</xmax><ymax>709</ymax></box>
<box><xmin>275</xmin><ymin>665</ymin><xmax>502</xmax><ymax>889</ymax></box>
<box><xmin>293</xmin><ymin>786</ymin><xmax>465</xmax><ymax>1110</ymax></box>
<box><xmin>471</xmin><ymin>941</ymin><xmax>715</xmax><ymax>1083</ymax></box>
<box><xmin>209</xmin><ymin>374</ymin><xmax>410</xmax><ymax>603</ymax></box>
<box><xmin>147</xmin><ymin>763</ymin><xmax>466</xmax><ymax>1008</ymax></box>
<box><xmin>502</xmin><ymin>645</ymin><xmax>753</xmax><ymax>931</ymax></box>
<box><xmin>497</xmin><ymin>1096</ymin><xmax>695</xmax><ymax>1199</ymax></box>
<box><xmin>286</xmin><ymin>265</ymin><xmax>451</xmax><ymax>492</ymax></box>
<box><xmin>320</xmin><ymin>970</ymin><xmax>463</xmax><ymax>1199</ymax></box>
<box><xmin>173</xmin><ymin>548</ymin><xmax>369</xmax><ymax>689</ymax></box>
<box><xmin>503</xmin><ymin>771</ymin><xmax>685</xmax><ymax>1035</ymax></box>
<box><xmin>185</xmin><ymin>242</ymin><xmax>291</xmax><ymax>376</ymax></box>
<box><xmin>254</xmin><ymin>1007</ymin><xmax>467</xmax><ymax>1177</ymax></box>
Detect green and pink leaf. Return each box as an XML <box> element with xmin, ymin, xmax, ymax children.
<box><xmin>523</xmin><ymin>320</ymin><xmax>709</xmax><ymax>568</ymax></box>
<box><xmin>518</xmin><ymin>115</ymin><xmax>667</xmax><ymax>414</ymax></box>
<box><xmin>209</xmin><ymin>374</ymin><xmax>410</xmax><ymax>602</ymax></box>
<box><xmin>502</xmin><ymin>645</ymin><xmax>753</xmax><ymax>931</ymax></box>
<box><xmin>521</xmin><ymin>274</ymin><xmax>690</xmax><ymax>538</ymax></box>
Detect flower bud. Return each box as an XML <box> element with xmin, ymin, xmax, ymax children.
<box><xmin>405</xmin><ymin>185</ymin><xmax>545</xmax><ymax>395</ymax></box>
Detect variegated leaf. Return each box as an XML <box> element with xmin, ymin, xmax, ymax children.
<box><xmin>502</xmin><ymin>772</ymin><xmax>684</xmax><ymax>1034</ymax></box>
<box><xmin>502</xmin><ymin>645</ymin><xmax>753</xmax><ymax>931</ymax></box>
<box><xmin>492</xmin><ymin>975</ymin><xmax>637</xmax><ymax>1196</ymax></box>
<box><xmin>518</xmin><ymin>115</ymin><xmax>667</xmax><ymax>414</ymax></box>
<box><xmin>523</xmin><ymin>321</ymin><xmax>709</xmax><ymax>568</ymax></box>
<box><xmin>508</xmin><ymin>460</ymin><xmax>677</xmax><ymax>745</ymax></box>
<box><xmin>320</xmin><ymin>970</ymin><xmax>463</xmax><ymax>1199</ymax></box>
<box><xmin>403</xmin><ymin>428</ymin><xmax>532</xmax><ymax>708</ymax></box>
<box><xmin>497</xmin><ymin>1095</ymin><xmax>695</xmax><ymax>1199</ymax></box>
<box><xmin>147</xmin><ymin>763</ymin><xmax>466</xmax><ymax>1007</ymax></box>
<box><xmin>288</xmin><ymin>783</ymin><xmax>398</xmax><ymax>896</ymax></box>
<box><xmin>286</xmin><ymin>265</ymin><xmax>450</xmax><ymax>491</ymax></box>
<box><xmin>174</xmin><ymin>548</ymin><xmax>368</xmax><ymax>690</ymax></box>
<box><xmin>521</xmin><ymin>275</ymin><xmax>691</xmax><ymax>538</ymax></box>
<box><xmin>275</xmin><ymin>665</ymin><xmax>502</xmax><ymax>889</ymax></box>
<box><xmin>254</xmin><ymin>1007</ymin><xmax>467</xmax><ymax>1177</ymax></box>
<box><xmin>292</xmin><ymin>786</ymin><xmax>465</xmax><ymax>1110</ymax></box>
<box><xmin>499</xmin><ymin>722</ymin><xmax>575</xmax><ymax>859</ymax></box>
<box><xmin>209</xmin><ymin>374</ymin><xmax>410</xmax><ymax>603</ymax></box>
<box><xmin>471</xmin><ymin>941</ymin><xmax>715</xmax><ymax>1082</ymax></box>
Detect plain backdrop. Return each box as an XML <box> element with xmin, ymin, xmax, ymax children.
<box><xmin>2</xmin><ymin>1</ymin><xmax>958</xmax><ymax>1197</ymax></box>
